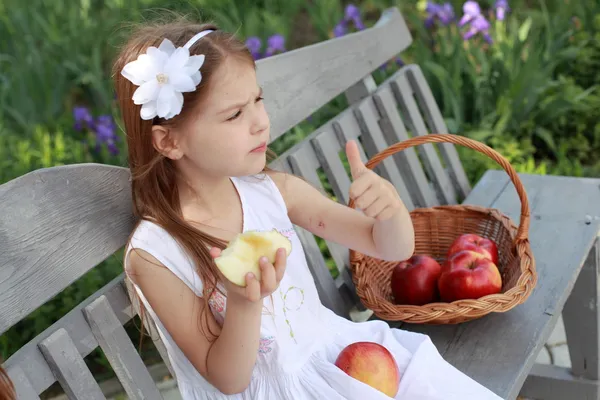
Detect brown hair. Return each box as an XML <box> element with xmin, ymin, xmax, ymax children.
<box><xmin>112</xmin><ymin>16</ymin><xmax>275</xmax><ymax>344</ymax></box>
<box><xmin>0</xmin><ymin>364</ymin><xmax>15</xmax><ymax>400</ymax></box>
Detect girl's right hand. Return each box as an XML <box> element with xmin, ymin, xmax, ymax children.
<box><xmin>209</xmin><ymin>247</ymin><xmax>287</xmax><ymax>303</ymax></box>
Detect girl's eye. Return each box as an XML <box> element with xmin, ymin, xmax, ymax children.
<box><xmin>256</xmin><ymin>96</ymin><xmax>264</xmax><ymax>102</ymax></box>
<box><xmin>227</xmin><ymin>110</ymin><xmax>242</xmax><ymax>121</ymax></box>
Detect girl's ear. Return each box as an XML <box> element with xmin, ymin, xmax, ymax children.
<box><xmin>151</xmin><ymin>124</ymin><xmax>183</xmax><ymax>160</ymax></box>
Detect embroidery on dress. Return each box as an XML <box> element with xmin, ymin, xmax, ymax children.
<box><xmin>258</xmin><ymin>335</ymin><xmax>275</xmax><ymax>354</ymax></box>
<box><xmin>279</xmin><ymin>286</ymin><xmax>305</xmax><ymax>344</ymax></box>
<box><xmin>208</xmin><ymin>289</ymin><xmax>226</xmax><ymax>325</ymax></box>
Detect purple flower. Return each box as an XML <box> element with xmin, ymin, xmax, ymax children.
<box><xmin>94</xmin><ymin>115</ymin><xmax>119</xmax><ymax>155</ymax></box>
<box><xmin>344</xmin><ymin>4</ymin><xmax>360</xmax><ymax>20</ymax></box>
<box><xmin>245</xmin><ymin>36</ymin><xmax>262</xmax><ymax>60</ymax></box>
<box><xmin>333</xmin><ymin>22</ymin><xmax>347</xmax><ymax>37</ymax></box>
<box><xmin>344</xmin><ymin>4</ymin><xmax>365</xmax><ymax>31</ymax></box>
<box><xmin>265</xmin><ymin>34</ymin><xmax>286</xmax><ymax>57</ymax></box>
<box><xmin>73</xmin><ymin>106</ymin><xmax>93</xmax><ymax>131</ymax></box>
<box><xmin>494</xmin><ymin>0</ymin><xmax>510</xmax><ymax>21</ymax></box>
<box><xmin>395</xmin><ymin>57</ymin><xmax>405</xmax><ymax>67</ymax></box>
<box><xmin>463</xmin><ymin>14</ymin><xmax>492</xmax><ymax>43</ymax></box>
<box><xmin>459</xmin><ymin>1</ymin><xmax>481</xmax><ymax>27</ymax></box>
<box><xmin>425</xmin><ymin>2</ymin><xmax>455</xmax><ymax>27</ymax></box>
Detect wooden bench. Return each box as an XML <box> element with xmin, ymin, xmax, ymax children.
<box><xmin>2</xmin><ymin>6</ymin><xmax>600</xmax><ymax>400</ymax></box>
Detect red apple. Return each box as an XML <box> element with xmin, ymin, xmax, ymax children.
<box><xmin>447</xmin><ymin>233</ymin><xmax>499</xmax><ymax>265</ymax></box>
<box><xmin>335</xmin><ymin>341</ymin><xmax>400</xmax><ymax>396</ymax></box>
<box><xmin>438</xmin><ymin>250</ymin><xmax>502</xmax><ymax>302</ymax></box>
<box><xmin>390</xmin><ymin>255</ymin><xmax>442</xmax><ymax>305</ymax></box>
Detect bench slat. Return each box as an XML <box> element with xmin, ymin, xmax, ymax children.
<box><xmin>311</xmin><ymin>129</ymin><xmax>351</xmax><ymax>205</ymax></box>
<box><xmin>391</xmin><ymin>73</ymin><xmax>458</xmax><ymax>205</ymax></box>
<box><xmin>84</xmin><ymin>295</ymin><xmax>162</xmax><ymax>400</ymax></box>
<box><xmin>405</xmin><ymin>66</ymin><xmax>471</xmax><ymax>199</ymax></box>
<box><xmin>258</xmin><ymin>8</ymin><xmax>412</xmax><ymax>141</ymax></box>
<box><xmin>0</xmin><ymin>164</ymin><xmax>135</xmax><ymax>335</ymax></box>
<box><xmin>4</xmin><ymin>275</ymin><xmax>133</xmax><ymax>394</ymax></box>
<box><xmin>287</xmin><ymin>144</ymin><xmax>348</xmax><ymax>274</ymax></box>
<box><xmin>38</xmin><ymin>328</ymin><xmax>105</xmax><ymax>400</ymax></box>
<box><xmin>352</xmin><ymin>100</ymin><xmax>415</xmax><ymax>210</ymax></box>
<box><xmin>373</xmin><ymin>85</ymin><xmax>438</xmax><ymax>208</ymax></box>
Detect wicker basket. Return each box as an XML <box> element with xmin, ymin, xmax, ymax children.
<box><xmin>348</xmin><ymin>134</ymin><xmax>537</xmax><ymax>324</ymax></box>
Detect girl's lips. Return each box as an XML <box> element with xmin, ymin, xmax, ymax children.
<box><xmin>251</xmin><ymin>143</ymin><xmax>267</xmax><ymax>153</ymax></box>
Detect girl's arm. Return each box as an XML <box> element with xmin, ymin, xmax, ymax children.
<box><xmin>127</xmin><ymin>248</ymin><xmax>285</xmax><ymax>395</ymax></box>
<box><xmin>269</xmin><ymin>140</ymin><xmax>414</xmax><ymax>262</ymax></box>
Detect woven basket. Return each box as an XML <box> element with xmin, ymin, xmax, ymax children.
<box><xmin>348</xmin><ymin>134</ymin><xmax>537</xmax><ymax>324</ymax></box>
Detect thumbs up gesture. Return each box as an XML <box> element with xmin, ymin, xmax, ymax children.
<box><xmin>346</xmin><ymin>140</ymin><xmax>403</xmax><ymax>221</ymax></box>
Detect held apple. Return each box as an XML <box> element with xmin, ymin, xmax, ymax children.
<box><xmin>438</xmin><ymin>250</ymin><xmax>502</xmax><ymax>302</ymax></box>
<box><xmin>214</xmin><ymin>229</ymin><xmax>292</xmax><ymax>286</ymax></box>
<box><xmin>335</xmin><ymin>342</ymin><xmax>401</xmax><ymax>397</ymax></box>
<box><xmin>390</xmin><ymin>255</ymin><xmax>442</xmax><ymax>305</ymax></box>
<box><xmin>447</xmin><ymin>233</ymin><xmax>499</xmax><ymax>265</ymax></box>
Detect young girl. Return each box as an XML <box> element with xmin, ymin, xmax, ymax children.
<box><xmin>114</xmin><ymin>17</ymin><xmax>502</xmax><ymax>400</ymax></box>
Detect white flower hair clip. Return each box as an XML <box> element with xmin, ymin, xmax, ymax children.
<box><xmin>121</xmin><ymin>30</ymin><xmax>214</xmax><ymax>120</ymax></box>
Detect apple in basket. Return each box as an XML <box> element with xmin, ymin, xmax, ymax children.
<box><xmin>390</xmin><ymin>255</ymin><xmax>442</xmax><ymax>305</ymax></box>
<box><xmin>214</xmin><ymin>229</ymin><xmax>292</xmax><ymax>286</ymax></box>
<box><xmin>447</xmin><ymin>233</ymin><xmax>499</xmax><ymax>265</ymax></box>
<box><xmin>335</xmin><ymin>342</ymin><xmax>401</xmax><ymax>397</ymax></box>
<box><xmin>438</xmin><ymin>250</ymin><xmax>502</xmax><ymax>302</ymax></box>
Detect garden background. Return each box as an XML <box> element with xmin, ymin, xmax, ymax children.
<box><xmin>1</xmin><ymin>0</ymin><xmax>599</xmax><ymax>394</ymax></box>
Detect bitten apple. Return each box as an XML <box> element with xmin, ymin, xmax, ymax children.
<box><xmin>438</xmin><ymin>250</ymin><xmax>502</xmax><ymax>302</ymax></box>
<box><xmin>335</xmin><ymin>342</ymin><xmax>401</xmax><ymax>397</ymax></box>
<box><xmin>447</xmin><ymin>233</ymin><xmax>499</xmax><ymax>265</ymax></box>
<box><xmin>214</xmin><ymin>229</ymin><xmax>292</xmax><ymax>286</ymax></box>
<box><xmin>390</xmin><ymin>255</ymin><xmax>442</xmax><ymax>305</ymax></box>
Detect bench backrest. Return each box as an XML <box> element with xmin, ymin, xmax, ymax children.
<box><xmin>0</xmin><ymin>7</ymin><xmax>470</xmax><ymax>398</ymax></box>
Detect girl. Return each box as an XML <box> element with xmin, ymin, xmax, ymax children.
<box><xmin>114</xmin><ymin>17</ymin><xmax>502</xmax><ymax>400</ymax></box>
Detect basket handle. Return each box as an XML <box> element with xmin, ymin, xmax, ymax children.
<box><xmin>348</xmin><ymin>133</ymin><xmax>530</xmax><ymax>243</ymax></box>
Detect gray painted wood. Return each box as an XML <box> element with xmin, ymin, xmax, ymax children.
<box><xmin>83</xmin><ymin>295</ymin><xmax>163</xmax><ymax>400</ymax></box>
<box><xmin>403</xmin><ymin>65</ymin><xmax>471</xmax><ymax>200</ymax></box>
<box><xmin>4</xmin><ymin>275</ymin><xmax>133</xmax><ymax>395</ymax></box>
<box><xmin>521</xmin><ymin>363</ymin><xmax>600</xmax><ymax>400</ymax></box>
<box><xmin>5</xmin><ymin>365</ymin><xmax>40</xmax><ymax>400</ymax></box>
<box><xmin>258</xmin><ymin>7</ymin><xmax>412</xmax><ymax>141</ymax></box>
<box><xmin>373</xmin><ymin>84</ymin><xmax>438</xmax><ymax>209</ymax></box>
<box><xmin>398</xmin><ymin>171</ymin><xmax>600</xmax><ymax>399</ymax></box>
<box><xmin>390</xmin><ymin>72</ymin><xmax>458</xmax><ymax>205</ymax></box>
<box><xmin>352</xmin><ymin>99</ymin><xmax>415</xmax><ymax>211</ymax></box>
<box><xmin>0</xmin><ymin>164</ymin><xmax>136</xmax><ymax>335</ymax></box>
<box><xmin>562</xmin><ymin>238</ymin><xmax>600</xmax><ymax>381</ymax></box>
<box><xmin>38</xmin><ymin>328</ymin><xmax>106</xmax><ymax>400</ymax></box>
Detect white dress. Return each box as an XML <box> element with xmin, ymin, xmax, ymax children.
<box><xmin>125</xmin><ymin>174</ymin><xmax>502</xmax><ymax>400</ymax></box>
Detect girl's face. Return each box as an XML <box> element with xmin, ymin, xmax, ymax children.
<box><xmin>161</xmin><ymin>57</ymin><xmax>271</xmax><ymax>179</ymax></box>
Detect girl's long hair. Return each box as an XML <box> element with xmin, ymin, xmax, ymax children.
<box><xmin>0</xmin><ymin>363</ymin><xmax>15</xmax><ymax>400</ymax></box>
<box><xmin>112</xmin><ymin>16</ymin><xmax>275</xmax><ymax>344</ymax></box>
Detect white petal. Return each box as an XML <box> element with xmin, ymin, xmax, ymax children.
<box><xmin>132</xmin><ymin>80</ymin><xmax>160</xmax><ymax>105</ymax></box>
<box><xmin>140</xmin><ymin>101</ymin><xmax>157</xmax><ymax>120</ymax></box>
<box><xmin>158</xmin><ymin>38</ymin><xmax>177</xmax><ymax>56</ymax></box>
<box><xmin>147</xmin><ymin>47</ymin><xmax>169</xmax><ymax>70</ymax></box>
<box><xmin>121</xmin><ymin>54</ymin><xmax>155</xmax><ymax>85</ymax></box>
<box><xmin>164</xmin><ymin>47</ymin><xmax>190</xmax><ymax>75</ymax></box>
<box><xmin>190</xmin><ymin>71</ymin><xmax>202</xmax><ymax>86</ymax></box>
<box><xmin>169</xmin><ymin>73</ymin><xmax>196</xmax><ymax>92</ymax></box>
<box><xmin>184</xmin><ymin>54</ymin><xmax>205</xmax><ymax>74</ymax></box>
<box><xmin>163</xmin><ymin>91</ymin><xmax>184</xmax><ymax>120</ymax></box>
<box><xmin>156</xmin><ymin>85</ymin><xmax>179</xmax><ymax>118</ymax></box>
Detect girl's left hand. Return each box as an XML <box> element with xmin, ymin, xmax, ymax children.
<box><xmin>346</xmin><ymin>140</ymin><xmax>405</xmax><ymax>221</ymax></box>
